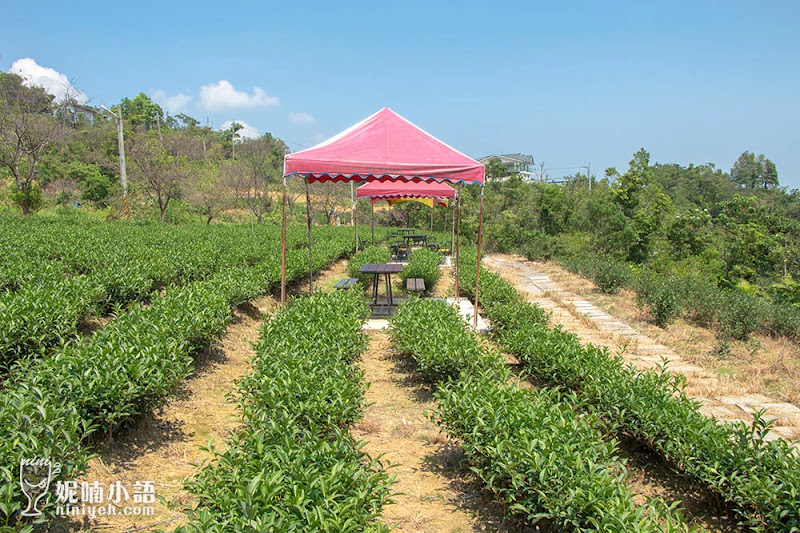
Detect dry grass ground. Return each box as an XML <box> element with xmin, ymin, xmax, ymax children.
<box><xmin>353</xmin><ymin>332</ymin><xmax>516</xmax><ymax>532</ymax></box>
<box><xmin>529</xmin><ymin>258</ymin><xmax>800</xmax><ymax>407</ymax></box>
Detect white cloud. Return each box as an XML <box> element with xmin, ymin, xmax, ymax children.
<box><xmin>9</xmin><ymin>58</ymin><xmax>88</xmax><ymax>104</ymax></box>
<box><xmin>288</xmin><ymin>111</ymin><xmax>315</xmax><ymax>125</ymax></box>
<box><xmin>220</xmin><ymin>119</ymin><xmax>260</xmax><ymax>140</ymax></box>
<box><xmin>199</xmin><ymin>80</ymin><xmax>279</xmax><ymax>111</ymax></box>
<box><xmin>152</xmin><ymin>90</ymin><xmax>192</xmax><ymax>113</ymax></box>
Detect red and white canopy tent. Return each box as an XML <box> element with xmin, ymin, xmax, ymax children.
<box><xmin>356</xmin><ymin>180</ymin><xmax>456</xmax><ymax>242</ymax></box>
<box><xmin>281</xmin><ymin>107</ymin><xmax>486</xmax><ymax>325</ymax></box>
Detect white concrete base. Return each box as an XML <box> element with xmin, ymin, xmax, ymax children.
<box><xmin>446</xmin><ymin>297</ymin><xmax>491</xmax><ymax>334</ymax></box>
<box><xmin>362</xmin><ymin>298</ymin><xmax>490</xmax><ymax>333</ymax></box>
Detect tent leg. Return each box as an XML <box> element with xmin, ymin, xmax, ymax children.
<box><xmin>454</xmin><ymin>184</ymin><xmax>462</xmax><ymax>300</ymax></box>
<box><xmin>450</xmin><ymin>198</ymin><xmax>456</xmax><ymax>256</ymax></box>
<box><xmin>473</xmin><ymin>187</ymin><xmax>485</xmax><ymax>328</ymax></box>
<box><xmin>430</xmin><ymin>203</ymin><xmax>434</xmax><ymax>232</ymax></box>
<box><xmin>371</xmin><ymin>202</ymin><xmax>375</xmax><ymax>245</ymax></box>
<box><xmin>280</xmin><ymin>175</ymin><xmax>288</xmax><ymax>306</ymax></box>
<box><xmin>354</xmin><ymin>197</ymin><xmax>359</xmax><ymax>253</ymax></box>
<box><xmin>305</xmin><ymin>177</ymin><xmax>314</xmax><ymax>294</ymax></box>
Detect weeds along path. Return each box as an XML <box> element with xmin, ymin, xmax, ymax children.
<box><xmin>483</xmin><ymin>253</ymin><xmax>800</xmax><ymax>442</ymax></box>
<box><xmin>352</xmin><ymin>331</ymin><xmax>510</xmax><ymax>532</ymax></box>
<box><xmin>58</xmin><ymin>261</ymin><xmax>349</xmax><ymax>532</ymax></box>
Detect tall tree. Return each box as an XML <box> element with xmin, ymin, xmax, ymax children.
<box><xmin>0</xmin><ymin>73</ymin><xmax>67</xmax><ymax>214</ymax></box>
<box><xmin>127</xmin><ymin>132</ymin><xmax>195</xmax><ymax>222</ymax></box>
<box><xmin>731</xmin><ymin>151</ymin><xmax>779</xmax><ymax>189</ymax></box>
<box><xmin>484</xmin><ymin>157</ymin><xmax>507</xmax><ymax>181</ymax></box>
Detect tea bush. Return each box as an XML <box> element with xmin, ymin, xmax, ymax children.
<box><xmin>1</xmin><ymin>224</ymin><xmax>357</xmax><ymax>529</ymax></box>
<box><xmin>178</xmin><ymin>291</ymin><xmax>393</xmax><ymax>532</ymax></box>
<box><xmin>718</xmin><ymin>290</ymin><xmax>766</xmax><ymax>341</ymax></box>
<box><xmin>390</xmin><ymin>298</ymin><xmax>692</xmax><ymax>532</ymax></box>
<box><xmin>458</xmin><ymin>251</ymin><xmax>800</xmax><ymax>531</ymax></box>
<box><xmin>635</xmin><ymin>271</ymin><xmax>683</xmax><ymax>327</ymax></box>
<box><xmin>348</xmin><ymin>246</ymin><xmax>392</xmax><ymax>284</ymax></box>
<box><xmin>400</xmin><ymin>248</ymin><xmax>442</xmax><ymax>290</ymax></box>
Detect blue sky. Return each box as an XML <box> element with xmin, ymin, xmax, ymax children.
<box><xmin>3</xmin><ymin>0</ymin><xmax>799</xmax><ymax>189</ymax></box>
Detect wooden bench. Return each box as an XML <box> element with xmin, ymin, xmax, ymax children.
<box><xmin>334</xmin><ymin>278</ymin><xmax>359</xmax><ymax>290</ymax></box>
<box><xmin>406</xmin><ymin>278</ymin><xmax>426</xmax><ymax>293</ymax></box>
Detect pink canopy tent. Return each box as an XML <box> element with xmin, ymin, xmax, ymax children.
<box><xmin>280</xmin><ymin>107</ymin><xmax>486</xmax><ymax>326</ymax></box>
<box><xmin>284</xmin><ymin>107</ymin><xmax>484</xmax><ymax>184</ymax></box>
<box><xmin>357</xmin><ymin>180</ymin><xmax>456</xmax><ymax>244</ymax></box>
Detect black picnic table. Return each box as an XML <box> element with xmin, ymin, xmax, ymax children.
<box><xmin>402</xmin><ymin>234</ymin><xmax>428</xmax><ymax>247</ymax></box>
<box><xmin>359</xmin><ymin>263</ymin><xmax>404</xmax><ymax>314</ymax></box>
<box><xmin>396</xmin><ymin>228</ymin><xmax>417</xmax><ymax>235</ymax></box>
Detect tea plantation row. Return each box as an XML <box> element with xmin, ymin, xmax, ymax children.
<box><xmin>176</xmin><ymin>290</ymin><xmax>393</xmax><ymax>532</ymax></box>
<box><xmin>0</xmin><ymin>217</ymin><xmax>357</xmax><ymax>369</ymax></box>
<box><xmin>1</xmin><ymin>225</ymin><xmax>356</xmax><ymax>531</ymax></box>
<box><xmin>458</xmin><ymin>250</ymin><xmax>800</xmax><ymax>532</ymax></box>
<box><xmin>389</xmin><ymin>298</ymin><xmax>695</xmax><ymax>531</ymax></box>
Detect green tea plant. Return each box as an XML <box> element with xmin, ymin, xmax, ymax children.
<box><xmin>390</xmin><ymin>298</ymin><xmax>694</xmax><ymax>532</ymax></box>
<box><xmin>457</xmin><ymin>250</ymin><xmax>800</xmax><ymax>532</ymax></box>
<box><xmin>348</xmin><ymin>245</ymin><xmax>391</xmax><ymax>284</ymax></box>
<box><xmin>177</xmin><ymin>291</ymin><xmax>393</xmax><ymax>532</ymax></box>
<box><xmin>0</xmin><ymin>224</ymin><xmax>358</xmax><ymax>529</ymax></box>
<box><xmin>400</xmin><ymin>248</ymin><xmax>442</xmax><ymax>290</ymax></box>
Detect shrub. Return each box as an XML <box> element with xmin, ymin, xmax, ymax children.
<box><xmin>400</xmin><ymin>248</ymin><xmax>442</xmax><ymax>290</ymax></box>
<box><xmin>348</xmin><ymin>246</ymin><xmax>391</xmax><ymax>284</ymax></box>
<box><xmin>680</xmin><ymin>274</ymin><xmax>723</xmax><ymax>328</ymax></box>
<box><xmin>718</xmin><ymin>290</ymin><xmax>766</xmax><ymax>341</ymax></box>
<box><xmin>635</xmin><ymin>271</ymin><xmax>682</xmax><ymax>327</ymax></box>
<box><xmin>591</xmin><ymin>255</ymin><xmax>631</xmax><ymax>294</ymax></box>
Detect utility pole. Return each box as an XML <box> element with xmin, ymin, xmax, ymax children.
<box><xmin>101</xmin><ymin>105</ymin><xmax>129</xmax><ymax>219</ymax></box>
<box><xmin>581</xmin><ymin>162</ymin><xmax>592</xmax><ymax>191</ymax></box>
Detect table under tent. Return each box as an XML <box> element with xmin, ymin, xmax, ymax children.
<box><xmin>356</xmin><ymin>180</ymin><xmax>456</xmax><ymax>251</ymax></box>
<box><xmin>280</xmin><ymin>106</ymin><xmax>486</xmax><ymax>325</ymax></box>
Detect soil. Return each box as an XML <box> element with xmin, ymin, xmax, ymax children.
<box><xmin>352</xmin><ymin>332</ymin><xmax>518</xmax><ymax>532</ymax></box>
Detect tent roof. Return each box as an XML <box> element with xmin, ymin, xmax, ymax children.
<box><xmin>284</xmin><ymin>107</ymin><xmax>484</xmax><ymax>185</ymax></box>
<box><xmin>356</xmin><ymin>180</ymin><xmax>456</xmax><ymax>200</ymax></box>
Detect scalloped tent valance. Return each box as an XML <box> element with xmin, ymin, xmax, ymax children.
<box><xmin>283</xmin><ymin>107</ymin><xmax>484</xmax><ymax>185</ymax></box>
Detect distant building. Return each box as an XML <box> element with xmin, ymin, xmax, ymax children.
<box><xmin>63</xmin><ymin>103</ymin><xmax>101</xmax><ymax>125</ymax></box>
<box><xmin>478</xmin><ymin>153</ymin><xmax>535</xmax><ymax>180</ymax></box>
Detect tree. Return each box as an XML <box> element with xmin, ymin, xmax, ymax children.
<box><xmin>0</xmin><ymin>73</ymin><xmax>67</xmax><ymax>214</ymax></box>
<box><xmin>533</xmin><ymin>161</ymin><xmax>549</xmax><ymax>183</ymax></box>
<box><xmin>225</xmin><ymin>135</ymin><xmax>286</xmax><ymax>223</ymax></box>
<box><xmin>731</xmin><ymin>151</ymin><xmax>779</xmax><ymax>189</ymax></box>
<box><xmin>188</xmin><ymin>160</ymin><xmax>229</xmax><ymax>224</ymax></box>
<box><xmin>119</xmin><ymin>93</ymin><xmax>164</xmax><ymax>130</ymax></box>
<box><xmin>127</xmin><ymin>132</ymin><xmax>194</xmax><ymax>222</ymax></box>
<box><xmin>484</xmin><ymin>157</ymin><xmax>507</xmax><ymax>181</ymax></box>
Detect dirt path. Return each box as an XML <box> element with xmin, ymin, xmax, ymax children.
<box><xmin>52</xmin><ymin>260</ymin><xmax>351</xmax><ymax>532</ymax></box>
<box><xmin>483</xmin><ymin>253</ymin><xmax>800</xmax><ymax>441</ymax></box>
<box><xmin>352</xmin><ymin>331</ymin><xmax>513</xmax><ymax>532</ymax></box>
<box><xmin>52</xmin><ymin>294</ymin><xmax>273</xmax><ymax>532</ymax></box>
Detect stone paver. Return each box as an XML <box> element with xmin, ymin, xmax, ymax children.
<box><xmin>484</xmin><ymin>254</ymin><xmax>800</xmax><ymax>442</ymax></box>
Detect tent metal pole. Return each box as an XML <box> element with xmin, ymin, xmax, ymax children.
<box><xmin>371</xmin><ymin>202</ymin><xmax>375</xmax><ymax>245</ymax></box>
<box><xmin>354</xmin><ymin>195</ymin><xmax>359</xmax><ymax>253</ymax></box>
<box><xmin>450</xmin><ymin>198</ymin><xmax>456</xmax><ymax>256</ymax></box>
<box><xmin>305</xmin><ymin>176</ymin><xmax>314</xmax><ymax>294</ymax></box>
<box><xmin>280</xmin><ymin>174</ymin><xmax>288</xmax><ymax>306</ymax></box>
<box><xmin>473</xmin><ymin>186</ymin><xmax>485</xmax><ymax>328</ymax></box>
<box><xmin>454</xmin><ymin>184</ymin><xmax>462</xmax><ymax>300</ymax></box>
<box><xmin>430</xmin><ymin>202</ymin><xmax>434</xmax><ymax>232</ymax></box>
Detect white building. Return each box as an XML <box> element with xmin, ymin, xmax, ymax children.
<box><xmin>478</xmin><ymin>153</ymin><xmax>535</xmax><ymax>180</ymax></box>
